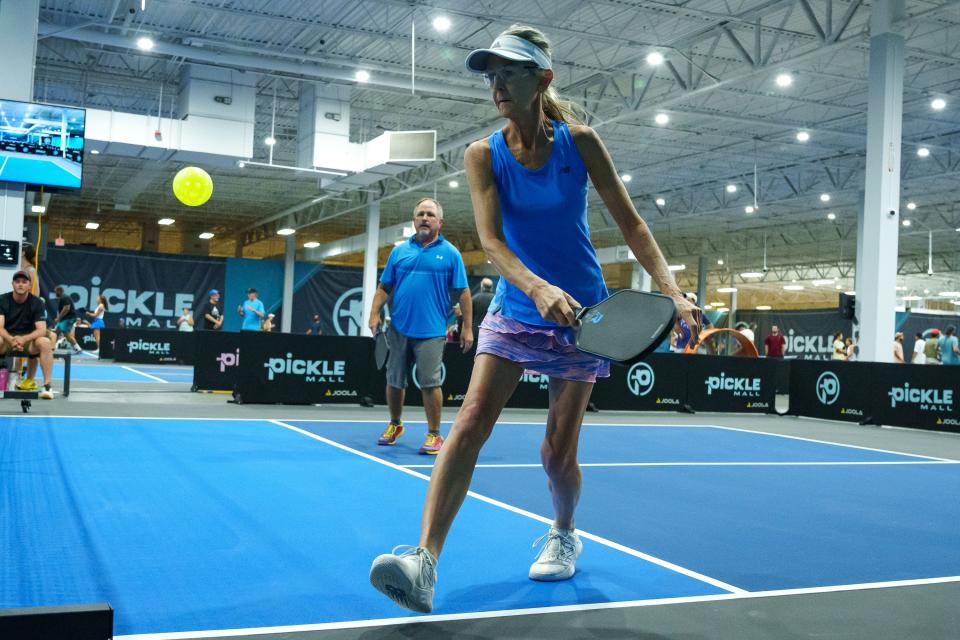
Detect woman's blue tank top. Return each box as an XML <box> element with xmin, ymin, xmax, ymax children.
<box><xmin>488</xmin><ymin>120</ymin><xmax>608</xmax><ymax>327</ymax></box>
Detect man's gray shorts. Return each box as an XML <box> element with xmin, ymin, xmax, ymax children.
<box><xmin>386</xmin><ymin>325</ymin><xmax>446</xmax><ymax>389</ymax></box>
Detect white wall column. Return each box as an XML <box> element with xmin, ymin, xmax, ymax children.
<box><xmin>0</xmin><ymin>0</ymin><xmax>40</xmax><ymax>285</ymax></box>
<box><xmin>631</xmin><ymin>264</ymin><xmax>652</xmax><ymax>292</ymax></box>
<box><xmin>360</xmin><ymin>202</ymin><xmax>381</xmax><ymax>337</ymax></box>
<box><xmin>281</xmin><ymin>234</ymin><xmax>295</xmax><ymax>333</ymax></box>
<box><xmin>856</xmin><ymin>0</ymin><xmax>905</xmax><ymax>363</ymax></box>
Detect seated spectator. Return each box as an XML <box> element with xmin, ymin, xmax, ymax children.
<box><xmin>0</xmin><ymin>270</ymin><xmax>55</xmax><ymax>399</ymax></box>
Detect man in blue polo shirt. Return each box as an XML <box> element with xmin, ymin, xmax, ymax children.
<box><xmin>368</xmin><ymin>197</ymin><xmax>472</xmax><ymax>454</ymax></box>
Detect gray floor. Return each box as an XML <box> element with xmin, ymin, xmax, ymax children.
<box><xmin>7</xmin><ymin>362</ymin><xmax>960</xmax><ymax>639</ymax></box>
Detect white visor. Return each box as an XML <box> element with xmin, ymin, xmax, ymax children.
<box><xmin>465</xmin><ymin>34</ymin><xmax>552</xmax><ymax>73</ymax></box>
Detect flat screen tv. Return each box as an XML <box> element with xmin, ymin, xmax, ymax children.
<box><xmin>0</xmin><ymin>98</ymin><xmax>86</xmax><ymax>190</ymax></box>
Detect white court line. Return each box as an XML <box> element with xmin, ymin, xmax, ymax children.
<box><xmin>120</xmin><ymin>366</ymin><xmax>169</xmax><ymax>383</ymax></box>
<box><xmin>705</xmin><ymin>424</ymin><xmax>959</xmax><ymax>463</ymax></box>
<box><xmin>115</xmin><ymin>574</ymin><xmax>960</xmax><ymax>639</ymax></box>
<box><xmin>403</xmin><ymin>460</ymin><xmax>960</xmax><ymax>469</ymax></box>
<box><xmin>267</xmin><ymin>419</ymin><xmax>745</xmax><ymax>595</ymax></box>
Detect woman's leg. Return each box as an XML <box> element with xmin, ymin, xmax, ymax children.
<box><xmin>541</xmin><ymin>377</ymin><xmax>595</xmax><ymax>530</ymax></box>
<box><xmin>93</xmin><ymin>329</ymin><xmax>100</xmax><ymax>349</ymax></box>
<box><xmin>419</xmin><ymin>353</ymin><xmax>523</xmax><ymax>557</ymax></box>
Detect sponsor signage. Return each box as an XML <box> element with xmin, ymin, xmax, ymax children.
<box><xmin>112</xmin><ymin>329</ymin><xmax>195</xmax><ymax>364</ymax></box>
<box><xmin>685</xmin><ymin>356</ymin><xmax>777</xmax><ymax>413</ymax></box>
<box><xmin>787</xmin><ymin>360</ymin><xmax>871</xmax><ymax>423</ymax></box>
<box><xmin>591</xmin><ymin>354</ymin><xmax>688</xmax><ymax>411</ymax></box>
<box><xmin>235</xmin><ymin>332</ymin><xmax>373</xmax><ymax>404</ymax></box>
<box><xmin>872</xmin><ymin>363</ymin><xmax>959</xmax><ymax>433</ymax></box>
<box><xmin>192</xmin><ymin>331</ymin><xmax>242</xmax><ymax>392</ymax></box>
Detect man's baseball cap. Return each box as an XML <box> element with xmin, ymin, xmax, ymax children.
<box><xmin>12</xmin><ymin>270</ymin><xmax>30</xmax><ymax>281</ymax></box>
<box><xmin>465</xmin><ymin>34</ymin><xmax>552</xmax><ymax>73</ymax></box>
<box><xmin>207</xmin><ymin>289</ymin><xmax>220</xmax><ymax>297</ymax></box>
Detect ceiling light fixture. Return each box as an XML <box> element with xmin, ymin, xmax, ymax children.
<box><xmin>85</xmin><ymin>222</ymin><xmax>100</xmax><ymax>230</ymax></box>
<box><xmin>198</xmin><ymin>232</ymin><xmax>214</xmax><ymax>239</ymax></box>
<box><xmin>655</xmin><ymin>197</ymin><xmax>665</xmax><ymax>206</ymax></box>
<box><xmin>756</xmin><ymin>305</ymin><xmax>772</xmax><ymax>311</ymax></box>
<box><xmin>717</xmin><ymin>287</ymin><xmax>738</xmax><ymax>293</ymax></box>
<box><xmin>726</xmin><ymin>184</ymin><xmax>738</xmax><ymax>193</ymax></box>
<box><xmin>303</xmin><ymin>241</ymin><xmax>320</xmax><ymax>249</ymax></box>
<box><xmin>917</xmin><ymin>147</ymin><xmax>930</xmax><ymax>157</ymax></box>
<box><xmin>654</xmin><ymin>113</ymin><xmax>669</xmax><ymax>125</ymax></box>
<box><xmin>621</xmin><ymin>174</ymin><xmax>632</xmax><ymax>182</ymax></box>
<box><xmin>646</xmin><ymin>51</ymin><xmax>664</xmax><ymax>66</ymax></box>
<box><xmin>931</xmin><ymin>98</ymin><xmax>946</xmax><ymax>110</ymax></box>
<box><xmin>741</xmin><ymin>271</ymin><xmax>764</xmax><ymax>278</ymax></box>
<box><xmin>448</xmin><ymin>180</ymin><xmax>459</xmax><ymax>188</ymax></box>
<box><xmin>820</xmin><ymin>193</ymin><xmax>831</xmax><ymax>202</ymax></box>
<box><xmin>906</xmin><ymin>202</ymin><xmax>917</xmax><ymax>210</ymax></box>
<box><xmin>136</xmin><ymin>36</ymin><xmax>154</xmax><ymax>51</ymax></box>
<box><xmin>277</xmin><ymin>228</ymin><xmax>295</xmax><ymax>236</ymax></box>
<box><xmin>157</xmin><ymin>218</ymin><xmax>175</xmax><ymax>225</ymax></box>
<box><xmin>827</xmin><ymin>212</ymin><xmax>836</xmax><ymax>220</ymax></box>
<box><xmin>775</xmin><ymin>73</ymin><xmax>793</xmax><ymax>87</ymax></box>
<box><xmin>432</xmin><ymin>16</ymin><xmax>451</xmax><ymax>31</ymax></box>
<box><xmin>355</xmin><ymin>70</ymin><xmax>370</xmax><ymax>83</ymax></box>
<box><xmin>796</xmin><ymin>131</ymin><xmax>810</xmax><ymax>142</ymax></box>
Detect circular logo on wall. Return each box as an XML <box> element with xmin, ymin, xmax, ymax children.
<box><xmin>332</xmin><ymin>287</ymin><xmax>365</xmax><ymax>336</ymax></box>
<box><xmin>412</xmin><ymin>363</ymin><xmax>447</xmax><ymax>390</ymax></box>
<box><xmin>627</xmin><ymin>362</ymin><xmax>655</xmax><ymax>397</ymax></box>
<box><xmin>816</xmin><ymin>371</ymin><xmax>840</xmax><ymax>405</ymax></box>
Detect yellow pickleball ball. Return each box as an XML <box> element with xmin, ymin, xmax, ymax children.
<box><xmin>172</xmin><ymin>166</ymin><xmax>214</xmax><ymax>207</ymax></box>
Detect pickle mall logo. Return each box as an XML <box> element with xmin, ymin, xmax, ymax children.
<box><xmin>263</xmin><ymin>353</ymin><xmax>346</xmax><ymax>383</ymax></box>
<box><xmin>816</xmin><ymin>371</ymin><xmax>840</xmax><ymax>405</ymax></box>
<box><xmin>627</xmin><ymin>362</ymin><xmax>655</xmax><ymax>397</ymax></box>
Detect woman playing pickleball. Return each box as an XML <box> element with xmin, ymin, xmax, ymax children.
<box><xmin>370</xmin><ymin>25</ymin><xmax>699</xmax><ymax>613</ymax></box>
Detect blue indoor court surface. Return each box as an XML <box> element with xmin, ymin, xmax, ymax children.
<box><xmin>2</xmin><ymin>416</ymin><xmax>958</xmax><ymax>637</ymax></box>
<box><xmin>50</xmin><ymin>361</ymin><xmax>193</xmax><ymax>384</ymax></box>
<box><xmin>0</xmin><ymin>417</ymin><xmax>725</xmax><ymax>636</ymax></box>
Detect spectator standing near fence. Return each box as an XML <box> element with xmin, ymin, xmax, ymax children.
<box><xmin>200</xmin><ymin>289</ymin><xmax>224</xmax><ymax>331</ymax></box>
<box><xmin>940</xmin><ymin>326</ymin><xmax>959</xmax><ymax>366</ymax></box>
<box><xmin>177</xmin><ymin>307</ymin><xmax>194</xmax><ymax>332</ymax></box>
<box><xmin>238</xmin><ymin>288</ymin><xmax>265</xmax><ymax>331</ymax></box>
<box><xmin>912</xmin><ymin>332</ymin><xmax>926</xmax><ymax>364</ymax></box>
<box><xmin>763</xmin><ymin>325</ymin><xmax>786</xmax><ymax>358</ymax></box>
<box><xmin>893</xmin><ymin>332</ymin><xmax>904</xmax><ymax>363</ymax></box>
<box><xmin>924</xmin><ymin>330</ymin><xmax>941</xmax><ymax>364</ymax></box>
<box><xmin>471</xmin><ymin>278</ymin><xmax>494</xmax><ymax>331</ymax></box>
<box><xmin>307</xmin><ymin>314</ymin><xmax>323</xmax><ymax>335</ymax></box>
<box><xmin>831</xmin><ymin>332</ymin><xmax>845</xmax><ymax>361</ymax></box>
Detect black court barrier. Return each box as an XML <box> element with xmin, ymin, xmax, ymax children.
<box><xmin>192</xmin><ymin>331</ymin><xmax>241</xmax><ymax>392</ymax></box>
<box><xmin>788</xmin><ymin>359</ymin><xmax>873</xmax><ymax>424</ymax></box>
<box><xmin>97</xmin><ymin>328</ymin><xmax>117</xmax><ymax>359</ymax></box>
<box><xmin>591</xmin><ymin>353</ymin><xmax>689</xmax><ymax>412</ymax></box>
<box><xmin>111</xmin><ymin>329</ymin><xmax>196</xmax><ymax>365</ymax></box>
<box><xmin>684</xmin><ymin>355</ymin><xmax>778</xmax><ymax>414</ymax></box>
<box><xmin>869</xmin><ymin>363</ymin><xmax>960</xmax><ymax>433</ymax></box>
<box><xmin>371</xmin><ymin>342</ymin><xmax>474</xmax><ymax>407</ymax></box>
<box><xmin>235</xmin><ymin>332</ymin><xmax>374</xmax><ymax>405</ymax></box>
<box><xmin>74</xmin><ymin>326</ymin><xmax>99</xmax><ymax>352</ymax></box>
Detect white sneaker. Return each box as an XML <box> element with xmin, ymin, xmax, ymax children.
<box><xmin>39</xmin><ymin>386</ymin><xmax>55</xmax><ymax>400</ymax></box>
<box><xmin>529</xmin><ymin>527</ymin><xmax>582</xmax><ymax>581</ymax></box>
<box><xmin>369</xmin><ymin>545</ymin><xmax>437</xmax><ymax>613</ymax></box>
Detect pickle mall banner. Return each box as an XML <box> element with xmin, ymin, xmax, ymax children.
<box><xmin>37</xmin><ymin>245</ymin><xmax>483</xmax><ymax>335</ymax></box>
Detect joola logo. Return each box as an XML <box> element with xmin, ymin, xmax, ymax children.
<box><xmin>263</xmin><ymin>353</ymin><xmax>346</xmax><ymax>382</ymax></box>
<box><xmin>217</xmin><ymin>349</ymin><xmax>239</xmax><ymax>372</ymax></box>
<box><xmin>128</xmin><ymin>339</ymin><xmax>170</xmax><ymax>354</ymax></box>
<box><xmin>704</xmin><ymin>373</ymin><xmax>761</xmax><ymax>397</ymax></box>
<box><xmin>887</xmin><ymin>384</ymin><xmax>953</xmax><ymax>411</ymax></box>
